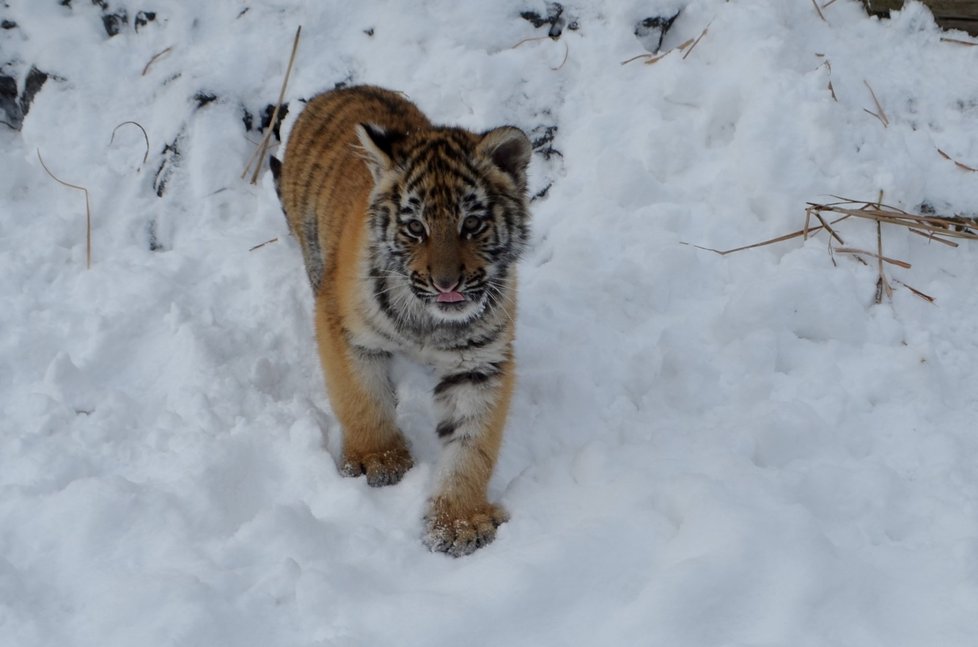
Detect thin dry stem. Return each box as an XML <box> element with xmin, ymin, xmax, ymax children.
<box><xmin>692</xmin><ymin>198</ymin><xmax>967</xmax><ymax>306</ymax></box>
<box><xmin>833</xmin><ymin>247</ymin><xmax>910</xmax><ymax>269</ymax></box>
<box><xmin>682</xmin><ymin>24</ymin><xmax>711</xmax><ymax>60</ymax></box>
<box><xmin>142</xmin><ymin>46</ymin><xmax>173</xmax><ymax>76</ymax></box>
<box><xmin>551</xmin><ymin>41</ymin><xmax>570</xmax><ymax>71</ymax></box>
<box><xmin>810</xmin><ymin>209</ymin><xmax>845</xmax><ymax>244</ymax></box>
<box><xmin>940</xmin><ymin>36</ymin><xmax>978</xmax><ymax>46</ymax></box>
<box><xmin>249</xmin><ymin>237</ymin><xmax>279</xmax><ymax>252</ymax></box>
<box><xmin>895</xmin><ymin>280</ymin><xmax>935</xmax><ymax>303</ymax></box>
<box><xmin>243</xmin><ymin>25</ymin><xmax>301</xmax><ymax>184</ymax></box>
<box><xmin>875</xmin><ymin>219</ymin><xmax>892</xmax><ymax>303</ymax></box>
<box><xmin>864</xmin><ymin>80</ymin><xmax>889</xmax><ymax>127</ymax></box>
<box><xmin>812</xmin><ymin>0</ymin><xmax>827</xmax><ymax>22</ymax></box>
<box><xmin>908</xmin><ymin>227</ymin><xmax>958</xmax><ymax>247</ymax></box>
<box><xmin>109</xmin><ymin>120</ymin><xmax>150</xmax><ymax>167</ymax></box>
<box><xmin>37</xmin><ymin>149</ymin><xmax>91</xmax><ymax>269</ymax></box>
<box><xmin>683</xmin><ymin>214</ymin><xmax>849</xmax><ymax>255</ymax></box>
<box><xmin>510</xmin><ymin>35</ymin><xmax>553</xmax><ymax>49</ymax></box>
<box><xmin>937</xmin><ymin>147</ymin><xmax>978</xmax><ymax>172</ymax></box>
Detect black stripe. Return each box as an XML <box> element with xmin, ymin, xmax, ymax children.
<box><xmin>436</xmin><ymin>420</ymin><xmax>457</xmax><ymax>438</ymax></box>
<box><xmin>434</xmin><ymin>365</ymin><xmax>502</xmax><ymax>395</ymax></box>
<box><xmin>373</xmin><ymin>275</ymin><xmax>397</xmax><ymax>321</ymax></box>
<box><xmin>301</xmin><ymin>216</ymin><xmax>323</xmax><ymax>290</ymax></box>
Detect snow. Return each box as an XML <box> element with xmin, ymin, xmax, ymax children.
<box><xmin>3</xmin><ymin>0</ymin><xmax>978</xmax><ymax>644</ymax></box>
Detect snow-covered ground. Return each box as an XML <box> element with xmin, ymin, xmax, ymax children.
<box><xmin>3</xmin><ymin>0</ymin><xmax>978</xmax><ymax>644</ymax></box>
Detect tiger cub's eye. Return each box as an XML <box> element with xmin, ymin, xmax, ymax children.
<box><xmin>461</xmin><ymin>215</ymin><xmax>482</xmax><ymax>235</ymax></box>
<box><xmin>405</xmin><ymin>220</ymin><xmax>426</xmax><ymax>237</ymax></box>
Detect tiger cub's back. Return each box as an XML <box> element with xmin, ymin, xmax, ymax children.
<box><xmin>277</xmin><ymin>86</ymin><xmax>431</xmax><ymax>293</ymax></box>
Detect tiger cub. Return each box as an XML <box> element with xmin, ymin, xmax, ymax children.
<box><xmin>270</xmin><ymin>86</ymin><xmax>532</xmax><ymax>556</ymax></box>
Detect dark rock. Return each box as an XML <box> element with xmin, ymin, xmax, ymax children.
<box><xmin>194</xmin><ymin>91</ymin><xmax>217</xmax><ymax>109</ymax></box>
<box><xmin>154</xmin><ymin>136</ymin><xmax>181</xmax><ymax>197</ymax></box>
<box><xmin>134</xmin><ymin>10</ymin><xmax>155</xmax><ymax>31</ymax></box>
<box><xmin>0</xmin><ymin>66</ymin><xmax>49</xmax><ymax>130</ymax></box>
<box><xmin>520</xmin><ymin>2</ymin><xmax>568</xmax><ymax>39</ymax></box>
<box><xmin>261</xmin><ymin>102</ymin><xmax>289</xmax><ymax>140</ymax></box>
<box><xmin>530</xmin><ymin>124</ymin><xmax>561</xmax><ymax>160</ymax></box>
<box><xmin>241</xmin><ymin>106</ymin><xmax>254</xmax><ymax>131</ymax></box>
<box><xmin>20</xmin><ymin>66</ymin><xmax>47</xmax><ymax>117</ymax></box>
<box><xmin>0</xmin><ymin>73</ymin><xmax>21</xmax><ymax>129</ymax></box>
<box><xmin>2</xmin><ymin>19</ymin><xmax>17</xmax><ymax>29</ymax></box>
<box><xmin>364</xmin><ymin>27</ymin><xmax>374</xmax><ymax>36</ymax></box>
<box><xmin>102</xmin><ymin>9</ymin><xmax>128</xmax><ymax>37</ymax></box>
<box><xmin>635</xmin><ymin>12</ymin><xmax>680</xmax><ymax>53</ymax></box>
<box><xmin>147</xmin><ymin>218</ymin><xmax>166</xmax><ymax>251</ymax></box>
<box><xmin>531</xmin><ymin>181</ymin><xmax>552</xmax><ymax>202</ymax></box>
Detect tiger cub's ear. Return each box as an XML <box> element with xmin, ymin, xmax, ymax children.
<box><xmin>355</xmin><ymin>123</ymin><xmax>404</xmax><ymax>181</ymax></box>
<box><xmin>477</xmin><ymin>126</ymin><xmax>532</xmax><ymax>192</ymax></box>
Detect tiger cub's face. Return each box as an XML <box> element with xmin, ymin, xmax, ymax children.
<box><xmin>357</xmin><ymin>123</ymin><xmax>532</xmax><ymax>325</ymax></box>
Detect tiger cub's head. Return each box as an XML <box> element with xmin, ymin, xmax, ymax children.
<box><xmin>357</xmin><ymin>122</ymin><xmax>532</xmax><ymax>324</ymax></box>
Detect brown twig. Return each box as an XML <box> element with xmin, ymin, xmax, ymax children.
<box><xmin>551</xmin><ymin>40</ymin><xmax>570</xmax><ymax>71</ymax></box>
<box><xmin>864</xmin><ymin>80</ymin><xmax>889</xmax><ymax>127</ymax></box>
<box><xmin>936</xmin><ymin>147</ymin><xmax>978</xmax><ymax>172</ymax></box>
<box><xmin>810</xmin><ymin>208</ymin><xmax>846</xmax><ymax>244</ymax></box>
<box><xmin>109</xmin><ymin>121</ymin><xmax>150</xmax><ymax>167</ymax></box>
<box><xmin>682</xmin><ymin>214</ymin><xmax>849</xmax><ymax>255</ymax></box>
<box><xmin>682</xmin><ymin>23</ymin><xmax>711</xmax><ymax>60</ymax></box>
<box><xmin>510</xmin><ymin>35</ymin><xmax>553</xmax><ymax>49</ymax></box>
<box><xmin>812</xmin><ymin>0</ymin><xmax>827</xmax><ymax>22</ymax></box>
<box><xmin>249</xmin><ymin>237</ymin><xmax>279</xmax><ymax>252</ymax></box>
<box><xmin>37</xmin><ymin>150</ymin><xmax>91</xmax><ymax>269</ymax></box>
<box><xmin>243</xmin><ymin>25</ymin><xmax>301</xmax><ymax>184</ymax></box>
<box><xmin>142</xmin><ymin>46</ymin><xmax>173</xmax><ymax>76</ymax></box>
<box><xmin>940</xmin><ymin>36</ymin><xmax>978</xmax><ymax>46</ymax></box>
<box><xmin>908</xmin><ymin>227</ymin><xmax>958</xmax><ymax>247</ymax></box>
<box><xmin>692</xmin><ymin>198</ymin><xmax>973</xmax><ymax>306</ymax></box>
<box><xmin>895</xmin><ymin>280</ymin><xmax>935</xmax><ymax>303</ymax></box>
<box><xmin>622</xmin><ymin>37</ymin><xmax>696</xmax><ymax>66</ymax></box>
<box><xmin>820</xmin><ymin>60</ymin><xmax>838</xmax><ymax>101</ymax></box>
<box><xmin>833</xmin><ymin>247</ymin><xmax>910</xmax><ymax>268</ymax></box>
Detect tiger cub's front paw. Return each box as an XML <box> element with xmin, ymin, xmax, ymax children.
<box><xmin>423</xmin><ymin>498</ymin><xmax>509</xmax><ymax>557</ymax></box>
<box><xmin>341</xmin><ymin>444</ymin><xmax>414</xmax><ymax>487</ymax></box>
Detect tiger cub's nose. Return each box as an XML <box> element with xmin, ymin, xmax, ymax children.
<box><xmin>432</xmin><ymin>275</ymin><xmax>461</xmax><ymax>293</ymax></box>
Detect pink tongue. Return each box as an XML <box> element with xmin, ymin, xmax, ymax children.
<box><xmin>436</xmin><ymin>291</ymin><xmax>465</xmax><ymax>304</ymax></box>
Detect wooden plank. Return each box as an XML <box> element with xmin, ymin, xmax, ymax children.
<box><xmin>862</xmin><ymin>0</ymin><xmax>978</xmax><ymax>35</ymax></box>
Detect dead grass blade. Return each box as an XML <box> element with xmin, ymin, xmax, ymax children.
<box><xmin>510</xmin><ymin>35</ymin><xmax>553</xmax><ymax>49</ymax></box>
<box><xmin>621</xmin><ymin>37</ymin><xmax>695</xmax><ymax>66</ymax></box>
<box><xmin>908</xmin><ymin>227</ymin><xmax>959</xmax><ymax>247</ymax></box>
<box><xmin>833</xmin><ymin>247</ymin><xmax>911</xmax><ymax>268</ymax></box>
<box><xmin>249</xmin><ymin>237</ymin><xmax>279</xmax><ymax>252</ymax></box>
<box><xmin>895</xmin><ymin>280</ymin><xmax>935</xmax><ymax>303</ymax></box>
<box><xmin>936</xmin><ymin>147</ymin><xmax>978</xmax><ymax>172</ymax></box>
<box><xmin>37</xmin><ymin>149</ymin><xmax>91</xmax><ymax>269</ymax></box>
<box><xmin>863</xmin><ymin>80</ymin><xmax>889</xmax><ymax>127</ymax></box>
<box><xmin>940</xmin><ymin>36</ymin><xmax>978</xmax><ymax>46</ymax></box>
<box><xmin>551</xmin><ymin>40</ymin><xmax>570</xmax><ymax>71</ymax></box>
<box><xmin>682</xmin><ymin>23</ymin><xmax>711</xmax><ymax>60</ymax></box>
<box><xmin>690</xmin><ymin>197</ymin><xmax>973</xmax><ymax>305</ymax></box>
<box><xmin>243</xmin><ymin>25</ymin><xmax>301</xmax><ymax>185</ymax></box>
<box><xmin>681</xmin><ymin>214</ymin><xmax>849</xmax><ymax>255</ymax></box>
<box><xmin>142</xmin><ymin>46</ymin><xmax>173</xmax><ymax>76</ymax></box>
<box><xmin>812</xmin><ymin>0</ymin><xmax>827</xmax><ymax>22</ymax></box>
<box><xmin>109</xmin><ymin>121</ymin><xmax>150</xmax><ymax>167</ymax></box>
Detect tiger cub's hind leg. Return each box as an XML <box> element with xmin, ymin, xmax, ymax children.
<box><xmin>315</xmin><ymin>304</ymin><xmax>413</xmax><ymax>487</ymax></box>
